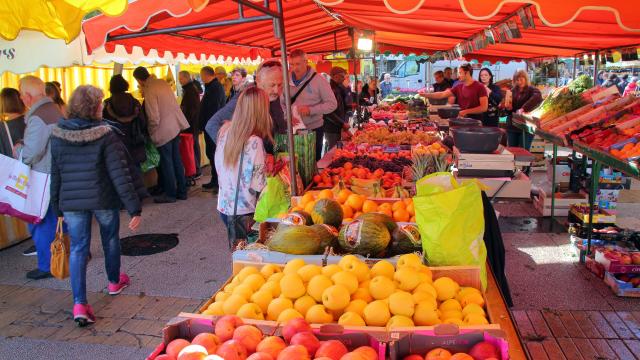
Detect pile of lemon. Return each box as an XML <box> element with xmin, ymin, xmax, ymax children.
<box><xmin>203</xmin><ymin>254</ymin><xmax>488</xmax><ymax>328</ymax></box>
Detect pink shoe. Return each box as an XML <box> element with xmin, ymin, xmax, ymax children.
<box><xmin>108</xmin><ymin>273</ymin><xmax>130</xmax><ymax>295</ymax></box>
<box><xmin>73</xmin><ymin>304</ymin><xmax>95</xmax><ymax>327</ymax></box>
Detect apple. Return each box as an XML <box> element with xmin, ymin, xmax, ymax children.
<box><xmin>630</xmin><ymin>278</ymin><xmax>640</xmax><ymax>287</ymax></box>
<box><xmin>403</xmin><ymin>355</ymin><xmax>424</xmax><ymax>360</ymax></box>
<box><xmin>619</xmin><ymin>274</ymin><xmax>632</xmax><ymax>282</ymax></box>
<box><xmin>192</xmin><ymin>333</ymin><xmax>221</xmax><ymax>354</ymax></box>
<box><xmin>256</xmin><ymin>336</ymin><xmax>286</xmax><ymax>359</ymax></box>
<box><xmin>352</xmin><ymin>346</ymin><xmax>377</xmax><ymax>360</ymax></box>
<box><xmin>216</xmin><ymin>340</ymin><xmax>248</xmax><ymax>360</ymax></box>
<box><xmin>631</xmin><ymin>253</ymin><xmax>640</xmax><ymax>265</ymax></box>
<box><xmin>339</xmin><ymin>353</ymin><xmax>368</xmax><ymax>360</ymax></box>
<box><xmin>426</xmin><ymin>348</ymin><xmax>453</xmax><ymax>360</ymax></box>
<box><xmin>178</xmin><ymin>353</ymin><xmax>207</xmax><ymax>360</ymax></box>
<box><xmin>315</xmin><ymin>340</ymin><xmax>349</xmax><ymax>360</ymax></box>
<box><xmin>282</xmin><ymin>318</ymin><xmax>312</xmax><ymax>343</ymax></box>
<box><xmin>215</xmin><ymin>315</ymin><xmax>244</xmax><ymax>342</ymax></box>
<box><xmin>276</xmin><ymin>345</ymin><xmax>310</xmax><ymax>360</ymax></box>
<box><xmin>178</xmin><ymin>345</ymin><xmax>208</xmax><ymax>358</ymax></box>
<box><xmin>469</xmin><ymin>341</ymin><xmax>500</xmax><ymax>360</ymax></box>
<box><xmin>233</xmin><ymin>325</ymin><xmax>263</xmax><ymax>353</ymax></box>
<box><xmin>247</xmin><ymin>353</ymin><xmax>274</xmax><ymax>360</ymax></box>
<box><xmin>290</xmin><ymin>332</ymin><xmax>320</xmax><ymax>357</ymax></box>
<box><xmin>620</xmin><ymin>255</ymin><xmax>632</xmax><ymax>265</ymax></box>
<box><xmin>204</xmin><ymin>356</ymin><xmax>224</xmax><ymax>360</ymax></box>
<box><xmin>156</xmin><ymin>355</ymin><xmax>174</xmax><ymax>360</ymax></box>
<box><xmin>166</xmin><ymin>339</ymin><xmax>191</xmax><ymax>359</ymax></box>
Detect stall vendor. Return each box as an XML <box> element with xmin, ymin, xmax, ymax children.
<box><xmin>422</xmin><ymin>64</ymin><xmax>488</xmax><ymax>120</ymax></box>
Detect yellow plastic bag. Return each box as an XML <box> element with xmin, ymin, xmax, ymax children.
<box><xmin>414</xmin><ymin>173</ymin><xmax>487</xmax><ymax>290</ymax></box>
<box><xmin>50</xmin><ymin>218</ymin><xmax>70</xmax><ymax>280</ymax></box>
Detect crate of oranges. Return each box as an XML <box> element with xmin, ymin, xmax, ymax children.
<box><xmin>609</xmin><ymin>137</ymin><xmax>640</xmax><ymax>160</ymax></box>
<box><xmin>291</xmin><ymin>189</ymin><xmax>415</xmax><ymax>223</ymax></box>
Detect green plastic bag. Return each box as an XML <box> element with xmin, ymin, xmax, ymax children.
<box><xmin>254</xmin><ymin>176</ymin><xmax>290</xmax><ymax>222</ymax></box>
<box><xmin>414</xmin><ymin>172</ymin><xmax>487</xmax><ymax>290</ymax></box>
<box><xmin>141</xmin><ymin>140</ymin><xmax>160</xmax><ymax>173</ymax></box>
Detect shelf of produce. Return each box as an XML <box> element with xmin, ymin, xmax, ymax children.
<box><xmin>512</xmin><ymin>116</ymin><xmax>566</xmax><ymax>147</ymax></box>
<box><xmin>194</xmin><ymin>259</ymin><xmax>527</xmax><ymax>360</ymax></box>
<box><xmin>573</xmin><ymin>141</ymin><xmax>640</xmax><ymax>180</ymax></box>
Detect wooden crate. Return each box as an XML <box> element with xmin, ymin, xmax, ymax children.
<box><xmin>0</xmin><ymin>215</ymin><xmax>30</xmax><ymax>250</ymax></box>
<box><xmin>198</xmin><ymin>261</ymin><xmax>498</xmax><ymax>332</ymax></box>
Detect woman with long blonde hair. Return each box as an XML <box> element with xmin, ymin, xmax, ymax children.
<box><xmin>215</xmin><ymin>87</ymin><xmax>273</xmax><ymax>248</ymax></box>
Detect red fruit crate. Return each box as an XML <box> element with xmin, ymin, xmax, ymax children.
<box><xmin>387</xmin><ymin>324</ymin><xmax>510</xmax><ymax>360</ymax></box>
<box><xmin>595</xmin><ymin>249</ymin><xmax>640</xmax><ymax>274</ymax></box>
<box><xmin>604</xmin><ymin>272</ymin><xmax>640</xmax><ymax>298</ymax></box>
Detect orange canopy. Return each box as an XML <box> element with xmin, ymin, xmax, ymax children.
<box><xmin>83</xmin><ymin>0</ymin><xmax>640</xmax><ymax>61</ymax></box>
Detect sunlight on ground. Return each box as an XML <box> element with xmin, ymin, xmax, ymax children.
<box><xmin>516</xmin><ymin>244</ymin><xmax>577</xmax><ymax>265</ymax></box>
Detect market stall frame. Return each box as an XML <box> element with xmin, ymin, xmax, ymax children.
<box><xmin>104</xmin><ymin>0</ymin><xmax>300</xmax><ymax>194</ymax></box>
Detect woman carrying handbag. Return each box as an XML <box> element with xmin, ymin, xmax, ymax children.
<box><xmin>215</xmin><ymin>87</ymin><xmax>271</xmax><ymax>250</ymax></box>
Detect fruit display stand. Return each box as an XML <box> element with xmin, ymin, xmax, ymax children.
<box><xmin>148</xmin><ymin>314</ymin><xmax>387</xmax><ymax>360</ymax></box>
<box><xmin>0</xmin><ymin>216</ymin><xmax>30</xmax><ymax>250</ymax></box>
<box><xmin>387</xmin><ymin>324</ymin><xmax>509</xmax><ymax>359</ymax></box>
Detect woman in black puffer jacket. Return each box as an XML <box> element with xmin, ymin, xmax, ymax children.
<box><xmin>50</xmin><ymin>85</ymin><xmax>144</xmax><ymax>327</ymax></box>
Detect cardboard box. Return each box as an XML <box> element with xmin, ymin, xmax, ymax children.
<box><xmin>569</xmin><ymin>206</ymin><xmax>616</xmax><ymax>224</ymax></box>
<box><xmin>546</xmin><ymin>159</ymin><xmax>571</xmax><ymax>183</ymax></box>
<box><xmin>595</xmin><ymin>249</ymin><xmax>640</xmax><ymax>274</ymax></box>
<box><xmin>147</xmin><ymin>315</ymin><xmax>387</xmax><ymax>360</ymax></box>
<box><xmin>604</xmin><ymin>272</ymin><xmax>640</xmax><ymax>298</ymax></box>
<box><xmin>457</xmin><ymin>172</ymin><xmax>531</xmax><ymax>198</ymax></box>
<box><xmin>198</xmin><ymin>261</ymin><xmax>498</xmax><ymax>332</ymax></box>
<box><xmin>388</xmin><ymin>325</ymin><xmax>509</xmax><ymax>360</ymax></box>
<box><xmin>585</xmin><ymin>256</ymin><xmax>605</xmax><ymax>279</ymax></box>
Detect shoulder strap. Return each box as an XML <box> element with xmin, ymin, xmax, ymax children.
<box><xmin>232</xmin><ymin>145</ymin><xmax>246</xmax><ymax>217</ymax></box>
<box><xmin>3</xmin><ymin>121</ymin><xmax>13</xmax><ymax>148</ymax></box>
<box><xmin>291</xmin><ymin>72</ymin><xmax>317</xmax><ymax>104</ymax></box>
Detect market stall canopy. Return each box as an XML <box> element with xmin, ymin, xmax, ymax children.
<box><xmin>83</xmin><ymin>0</ymin><xmax>351</xmax><ymax>60</ymax></box>
<box><xmin>83</xmin><ymin>0</ymin><xmax>640</xmax><ymax>62</ymax></box>
<box><xmin>0</xmin><ymin>29</ymin><xmax>260</xmax><ymax>75</ymax></box>
<box><xmin>0</xmin><ymin>0</ymin><xmax>128</xmax><ymax>43</ymax></box>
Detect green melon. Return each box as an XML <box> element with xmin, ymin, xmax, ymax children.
<box><xmin>311</xmin><ymin>224</ymin><xmax>339</xmax><ymax>253</ymax></box>
<box><xmin>282</xmin><ymin>211</ymin><xmax>313</xmax><ymax>226</ymax></box>
<box><xmin>388</xmin><ymin>224</ymin><xmax>422</xmax><ymax>256</ymax></box>
<box><xmin>338</xmin><ymin>219</ymin><xmax>391</xmax><ymax>257</ymax></box>
<box><xmin>310</xmin><ymin>199</ymin><xmax>343</xmax><ymax>227</ymax></box>
<box><xmin>268</xmin><ymin>225</ymin><xmax>321</xmax><ymax>255</ymax></box>
<box><xmin>356</xmin><ymin>212</ymin><xmax>398</xmax><ymax>233</ymax></box>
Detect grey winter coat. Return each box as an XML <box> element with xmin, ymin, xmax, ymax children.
<box><xmin>21</xmin><ymin>97</ymin><xmax>64</xmax><ymax>173</ymax></box>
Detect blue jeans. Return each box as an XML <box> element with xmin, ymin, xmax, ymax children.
<box><xmin>157</xmin><ymin>136</ymin><xmax>187</xmax><ymax>199</ymax></box>
<box><xmin>27</xmin><ymin>205</ymin><xmax>59</xmax><ymax>272</ymax></box>
<box><xmin>64</xmin><ymin>209</ymin><xmax>120</xmax><ymax>305</ymax></box>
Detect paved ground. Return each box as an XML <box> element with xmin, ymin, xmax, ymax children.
<box><xmin>0</xmin><ymin>168</ymin><xmax>639</xmax><ymax>359</ymax></box>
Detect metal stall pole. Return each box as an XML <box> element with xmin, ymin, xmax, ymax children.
<box><xmin>586</xmin><ymin>160</ymin><xmax>601</xmax><ymax>257</ymax></box>
<box><xmin>274</xmin><ymin>0</ymin><xmax>298</xmax><ymax>195</ymax></box>
<box><xmin>572</xmin><ymin>55</ymin><xmax>577</xmax><ymax>80</ymax></box>
<box><xmin>550</xmin><ymin>144</ymin><xmax>557</xmax><ymax>230</ymax></box>
<box><xmin>555</xmin><ymin>56</ymin><xmax>560</xmax><ymax>87</ymax></box>
<box><xmin>351</xmin><ymin>28</ymin><xmax>359</xmax><ymax>123</ymax></box>
<box><xmin>593</xmin><ymin>50</ymin><xmax>600</xmax><ymax>86</ymax></box>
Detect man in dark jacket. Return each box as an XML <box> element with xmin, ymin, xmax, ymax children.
<box><xmin>179</xmin><ymin>71</ymin><xmax>202</xmax><ymax>177</ymax></box>
<box><xmin>323</xmin><ymin>67</ymin><xmax>349</xmax><ymax>154</ymax></box>
<box><xmin>199</xmin><ymin>66</ymin><xmax>226</xmax><ymax>192</ymax></box>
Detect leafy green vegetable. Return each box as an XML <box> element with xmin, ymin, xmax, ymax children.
<box><xmin>568</xmin><ymin>75</ymin><xmax>593</xmax><ymax>94</ymax></box>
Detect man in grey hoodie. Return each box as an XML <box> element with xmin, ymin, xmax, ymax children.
<box><xmin>18</xmin><ymin>75</ymin><xmax>65</xmax><ymax>280</ymax></box>
<box><xmin>288</xmin><ymin>49</ymin><xmax>337</xmax><ymax>160</ymax></box>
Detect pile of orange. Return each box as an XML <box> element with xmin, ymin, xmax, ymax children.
<box><xmin>292</xmin><ymin>190</ymin><xmax>416</xmax><ymax>223</ymax></box>
<box><xmin>610</xmin><ymin>141</ymin><xmax>640</xmax><ymax>160</ymax></box>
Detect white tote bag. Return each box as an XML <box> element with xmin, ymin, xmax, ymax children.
<box><xmin>0</xmin><ymin>153</ymin><xmax>50</xmax><ymax>224</ymax></box>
